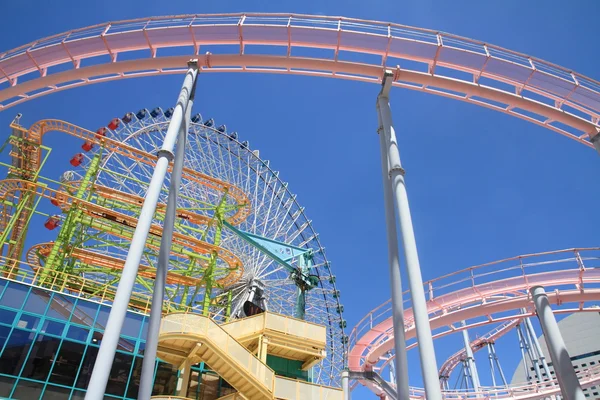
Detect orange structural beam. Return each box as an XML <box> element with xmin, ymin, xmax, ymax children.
<box><xmin>0</xmin><ymin>179</ymin><xmax>243</xmax><ymax>286</ymax></box>
<box><xmin>12</xmin><ymin>119</ymin><xmax>251</xmax><ymax>226</ymax></box>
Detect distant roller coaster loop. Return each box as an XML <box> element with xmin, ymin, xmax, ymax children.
<box><xmin>348</xmin><ymin>248</ymin><xmax>600</xmax><ymax>399</ymax></box>
<box><xmin>0</xmin><ymin>13</ymin><xmax>598</xmax><ymax>149</ymax></box>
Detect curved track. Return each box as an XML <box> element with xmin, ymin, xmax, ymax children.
<box><xmin>349</xmin><ymin>248</ymin><xmax>600</xmax><ymax>399</ymax></box>
<box><xmin>0</xmin><ymin>14</ymin><xmax>598</xmax><ymax>146</ymax></box>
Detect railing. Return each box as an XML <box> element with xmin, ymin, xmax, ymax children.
<box><xmin>222</xmin><ymin>311</ymin><xmax>327</xmax><ymax>343</ymax></box>
<box><xmin>0</xmin><ymin>255</ymin><xmax>206</xmax><ymax>316</ymax></box>
<box><xmin>160</xmin><ymin>312</ymin><xmax>276</xmax><ymax>390</ymax></box>
<box><xmin>274</xmin><ymin>376</ymin><xmax>343</xmax><ymax>400</ymax></box>
<box><xmin>349</xmin><ymin>247</ymin><xmax>600</xmax><ymax>356</ymax></box>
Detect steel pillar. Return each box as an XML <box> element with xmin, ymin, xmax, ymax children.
<box><xmin>377</xmin><ymin>70</ymin><xmax>442</xmax><ymax>400</ymax></box>
<box><xmin>342</xmin><ymin>369</ymin><xmax>350</xmax><ymax>400</ymax></box>
<box><xmin>84</xmin><ymin>61</ymin><xmax>199</xmax><ymax>400</ymax></box>
<box><xmin>377</xmin><ymin>93</ymin><xmax>410</xmax><ymax>400</ymax></box>
<box><xmin>516</xmin><ymin>323</ymin><xmax>532</xmax><ymax>382</ymax></box>
<box><xmin>531</xmin><ymin>286</ymin><xmax>585</xmax><ymax>400</ymax></box>
<box><xmin>138</xmin><ymin>76</ymin><xmax>196</xmax><ymax>400</ymax></box>
<box><xmin>525</xmin><ymin>316</ymin><xmax>553</xmax><ymax>383</ymax></box>
<box><xmin>460</xmin><ymin>321</ymin><xmax>481</xmax><ymax>391</ymax></box>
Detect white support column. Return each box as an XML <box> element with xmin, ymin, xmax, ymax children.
<box><xmin>531</xmin><ymin>286</ymin><xmax>585</xmax><ymax>400</ymax></box>
<box><xmin>377</xmin><ymin>99</ymin><xmax>411</xmax><ymax>400</ymax></box>
<box><xmin>377</xmin><ymin>70</ymin><xmax>442</xmax><ymax>400</ymax></box>
<box><xmin>461</xmin><ymin>321</ymin><xmax>481</xmax><ymax>392</ymax></box>
<box><xmin>342</xmin><ymin>369</ymin><xmax>350</xmax><ymax>400</ymax></box>
<box><xmin>84</xmin><ymin>61</ymin><xmax>199</xmax><ymax>400</ymax></box>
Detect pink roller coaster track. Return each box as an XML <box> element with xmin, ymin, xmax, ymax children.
<box><xmin>0</xmin><ymin>13</ymin><xmax>599</xmax><ymax>148</ymax></box>
<box><xmin>348</xmin><ymin>248</ymin><xmax>600</xmax><ymax>399</ymax></box>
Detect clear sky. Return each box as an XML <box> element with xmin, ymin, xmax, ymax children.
<box><xmin>1</xmin><ymin>0</ymin><xmax>599</xmax><ymax>398</ymax></box>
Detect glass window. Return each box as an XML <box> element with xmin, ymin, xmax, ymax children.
<box><xmin>122</xmin><ymin>312</ymin><xmax>144</xmax><ymax>338</ymax></box>
<box><xmin>67</xmin><ymin>325</ymin><xmax>89</xmax><ymax>342</ymax></box>
<box><xmin>95</xmin><ymin>305</ymin><xmax>111</xmax><ymax>328</ymax></box>
<box><xmin>0</xmin><ymin>328</ymin><xmax>35</xmax><ymax>375</ymax></box>
<box><xmin>21</xmin><ymin>334</ymin><xmax>61</xmax><ymax>381</ymax></box>
<box><xmin>152</xmin><ymin>361</ymin><xmax>178</xmax><ymax>396</ymax></box>
<box><xmin>41</xmin><ymin>384</ymin><xmax>72</xmax><ymax>399</ymax></box>
<box><xmin>41</xmin><ymin>319</ymin><xmax>65</xmax><ymax>336</ymax></box>
<box><xmin>0</xmin><ymin>308</ymin><xmax>17</xmax><ymax>325</ymax></box>
<box><xmin>71</xmin><ymin>390</ymin><xmax>86</xmax><ymax>400</ymax></box>
<box><xmin>46</xmin><ymin>294</ymin><xmax>75</xmax><ymax>321</ymax></box>
<box><xmin>0</xmin><ymin>324</ymin><xmax>11</xmax><ymax>350</ymax></box>
<box><xmin>12</xmin><ymin>379</ymin><xmax>44</xmax><ymax>399</ymax></box>
<box><xmin>105</xmin><ymin>351</ymin><xmax>134</xmax><ymax>397</ymax></box>
<box><xmin>71</xmin><ymin>298</ymin><xmax>99</xmax><ymax>327</ymax></box>
<box><xmin>0</xmin><ymin>282</ymin><xmax>29</xmax><ymax>309</ymax></box>
<box><xmin>76</xmin><ymin>345</ymin><xmax>99</xmax><ymax>389</ymax></box>
<box><xmin>138</xmin><ymin>340</ymin><xmax>146</xmax><ymax>355</ymax></box>
<box><xmin>23</xmin><ymin>288</ymin><xmax>51</xmax><ymax>315</ymax></box>
<box><xmin>91</xmin><ymin>330</ymin><xmax>103</xmax><ymax>345</ymax></box>
<box><xmin>49</xmin><ymin>340</ymin><xmax>86</xmax><ymax>386</ymax></box>
<box><xmin>0</xmin><ymin>375</ymin><xmax>15</xmax><ymax>398</ymax></box>
<box><xmin>17</xmin><ymin>313</ymin><xmax>40</xmax><ymax>330</ymax></box>
<box><xmin>126</xmin><ymin>357</ymin><xmax>144</xmax><ymax>399</ymax></box>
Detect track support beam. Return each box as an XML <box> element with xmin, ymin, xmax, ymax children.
<box><xmin>376</xmin><ymin>79</ymin><xmax>411</xmax><ymax>400</ymax></box>
<box><xmin>377</xmin><ymin>70</ymin><xmax>442</xmax><ymax>400</ymax></box>
<box><xmin>84</xmin><ymin>60</ymin><xmax>199</xmax><ymax>400</ymax></box>
<box><xmin>138</xmin><ymin>65</ymin><xmax>197</xmax><ymax>400</ymax></box>
<box><xmin>531</xmin><ymin>286</ymin><xmax>585</xmax><ymax>400</ymax></box>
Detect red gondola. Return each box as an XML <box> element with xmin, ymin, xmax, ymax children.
<box><xmin>70</xmin><ymin>153</ymin><xmax>84</xmax><ymax>167</ymax></box>
<box><xmin>107</xmin><ymin>118</ymin><xmax>120</xmax><ymax>130</ymax></box>
<box><xmin>96</xmin><ymin>127</ymin><xmax>107</xmax><ymax>138</ymax></box>
<box><xmin>44</xmin><ymin>216</ymin><xmax>60</xmax><ymax>230</ymax></box>
<box><xmin>82</xmin><ymin>141</ymin><xmax>94</xmax><ymax>152</ymax></box>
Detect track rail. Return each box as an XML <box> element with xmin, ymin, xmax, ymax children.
<box><xmin>0</xmin><ymin>14</ymin><xmax>598</xmax><ymax>146</ymax></box>
<box><xmin>348</xmin><ymin>248</ymin><xmax>600</xmax><ymax>399</ymax></box>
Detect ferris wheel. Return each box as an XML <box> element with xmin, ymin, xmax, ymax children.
<box><xmin>51</xmin><ymin>107</ymin><xmax>346</xmax><ymax>386</ymax></box>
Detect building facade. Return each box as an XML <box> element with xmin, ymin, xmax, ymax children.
<box><xmin>510</xmin><ymin>312</ymin><xmax>600</xmax><ymax>399</ymax></box>
<box><xmin>0</xmin><ymin>277</ymin><xmax>235</xmax><ymax>400</ymax></box>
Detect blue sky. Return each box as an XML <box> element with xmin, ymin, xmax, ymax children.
<box><xmin>1</xmin><ymin>0</ymin><xmax>599</xmax><ymax>398</ymax></box>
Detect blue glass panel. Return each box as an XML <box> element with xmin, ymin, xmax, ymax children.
<box><xmin>12</xmin><ymin>379</ymin><xmax>44</xmax><ymax>399</ymax></box>
<box><xmin>0</xmin><ymin>375</ymin><xmax>15</xmax><ymax>397</ymax></box>
<box><xmin>48</xmin><ymin>340</ymin><xmax>86</xmax><ymax>386</ymax></box>
<box><xmin>41</xmin><ymin>319</ymin><xmax>65</xmax><ymax>336</ymax></box>
<box><xmin>0</xmin><ymin>308</ymin><xmax>17</xmax><ymax>325</ymax></box>
<box><xmin>0</xmin><ymin>282</ymin><xmax>29</xmax><ymax>309</ymax></box>
<box><xmin>46</xmin><ymin>294</ymin><xmax>75</xmax><ymax>321</ymax></box>
<box><xmin>21</xmin><ymin>334</ymin><xmax>61</xmax><ymax>381</ymax></box>
<box><xmin>126</xmin><ymin>356</ymin><xmax>143</xmax><ymax>399</ymax></box>
<box><xmin>71</xmin><ymin>390</ymin><xmax>86</xmax><ymax>400</ymax></box>
<box><xmin>0</xmin><ymin>324</ymin><xmax>11</xmax><ymax>349</ymax></box>
<box><xmin>67</xmin><ymin>325</ymin><xmax>89</xmax><ymax>342</ymax></box>
<box><xmin>137</xmin><ymin>340</ymin><xmax>146</xmax><ymax>355</ymax></box>
<box><xmin>41</xmin><ymin>384</ymin><xmax>71</xmax><ymax>399</ymax></box>
<box><xmin>0</xmin><ymin>328</ymin><xmax>35</xmax><ymax>375</ymax></box>
<box><xmin>23</xmin><ymin>288</ymin><xmax>51</xmax><ymax>314</ymax></box>
<box><xmin>71</xmin><ymin>298</ymin><xmax>99</xmax><ymax>327</ymax></box>
<box><xmin>95</xmin><ymin>305</ymin><xmax>111</xmax><ymax>328</ymax></box>
<box><xmin>16</xmin><ymin>313</ymin><xmax>40</xmax><ymax>330</ymax></box>
<box><xmin>76</xmin><ymin>345</ymin><xmax>99</xmax><ymax>389</ymax></box>
<box><xmin>105</xmin><ymin>351</ymin><xmax>134</xmax><ymax>396</ymax></box>
<box><xmin>122</xmin><ymin>312</ymin><xmax>144</xmax><ymax>338</ymax></box>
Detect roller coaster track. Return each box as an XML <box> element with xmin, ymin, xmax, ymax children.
<box><xmin>348</xmin><ymin>248</ymin><xmax>600</xmax><ymax>400</ymax></box>
<box><xmin>0</xmin><ymin>179</ymin><xmax>244</xmax><ymax>286</ymax></box>
<box><xmin>0</xmin><ymin>14</ymin><xmax>598</xmax><ymax>145</ymax></box>
<box><xmin>437</xmin><ymin>318</ymin><xmax>520</xmax><ymax>381</ymax></box>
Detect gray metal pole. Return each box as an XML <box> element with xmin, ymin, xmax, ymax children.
<box><xmin>84</xmin><ymin>61</ymin><xmax>199</xmax><ymax>400</ymax></box>
<box><xmin>490</xmin><ymin>343</ymin><xmax>508</xmax><ymax>387</ymax></box>
<box><xmin>138</xmin><ymin>81</ymin><xmax>196</xmax><ymax>400</ymax></box>
<box><xmin>460</xmin><ymin>321</ymin><xmax>481</xmax><ymax>392</ymax></box>
<box><xmin>523</xmin><ymin>316</ymin><xmax>544</xmax><ymax>383</ymax></box>
<box><xmin>377</xmin><ymin>70</ymin><xmax>442</xmax><ymax>400</ymax></box>
<box><xmin>341</xmin><ymin>369</ymin><xmax>350</xmax><ymax>400</ymax></box>
<box><xmin>530</xmin><ymin>286</ymin><xmax>585</xmax><ymax>400</ymax></box>
<box><xmin>487</xmin><ymin>343</ymin><xmax>498</xmax><ymax>388</ymax></box>
<box><xmin>377</xmin><ymin>102</ymin><xmax>411</xmax><ymax>400</ymax></box>
<box><xmin>516</xmin><ymin>323</ymin><xmax>532</xmax><ymax>382</ymax></box>
<box><xmin>525</xmin><ymin>316</ymin><xmax>553</xmax><ymax>383</ymax></box>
